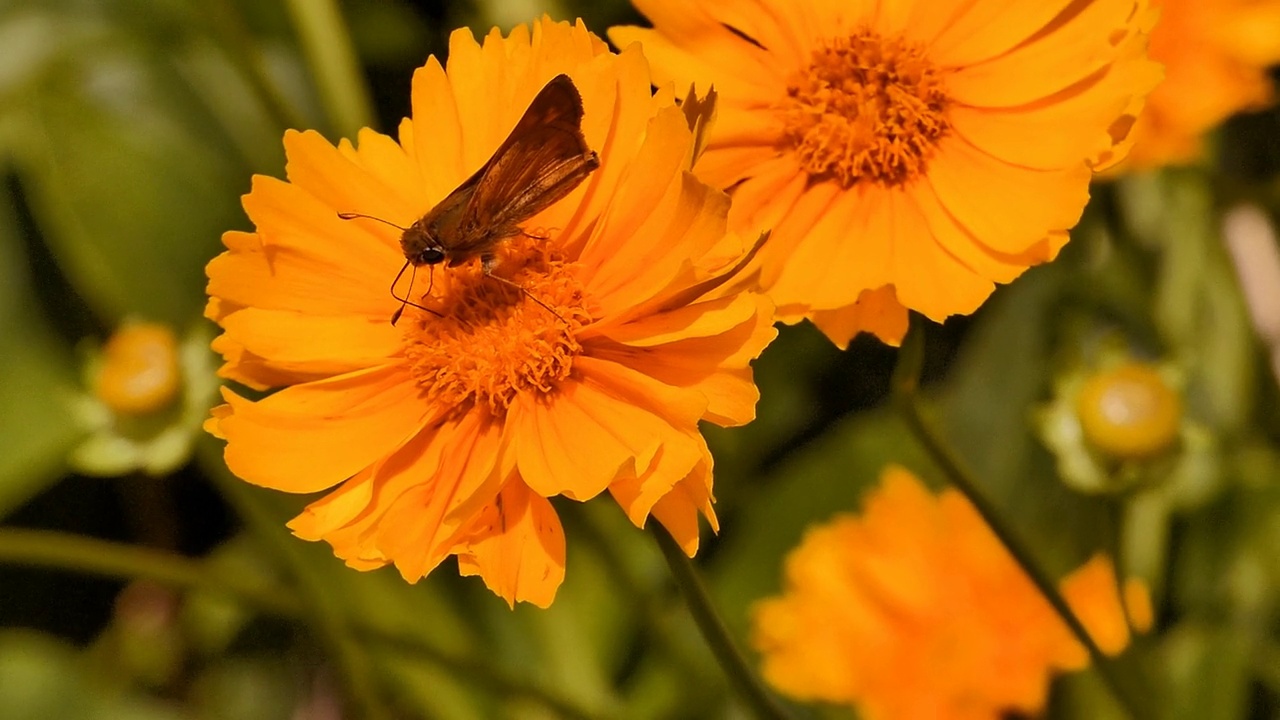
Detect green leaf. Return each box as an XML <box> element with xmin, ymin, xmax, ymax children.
<box><xmin>0</xmin><ymin>1</ymin><xmax>288</xmax><ymax>326</ymax></box>
<box><xmin>1153</xmin><ymin>622</ymin><xmax>1253</xmax><ymax>720</ymax></box>
<box><xmin>0</xmin><ymin>630</ymin><xmax>183</xmax><ymax>720</ymax></box>
<box><xmin>0</xmin><ymin>182</ymin><xmax>79</xmax><ymax>518</ymax></box>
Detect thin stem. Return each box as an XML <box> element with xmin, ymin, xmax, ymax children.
<box><xmin>0</xmin><ymin>527</ymin><xmax>601</xmax><ymax>720</ymax></box>
<box><xmin>890</xmin><ymin>321</ymin><xmax>1149</xmax><ymax>720</ymax></box>
<box><xmin>650</xmin><ymin>525</ymin><xmax>795</xmax><ymax>720</ymax></box>
<box><xmin>282</xmin><ymin>0</ymin><xmax>375</xmax><ymax>137</ymax></box>
<box><xmin>0</xmin><ymin>527</ymin><xmax>298</xmax><ymax>615</ymax></box>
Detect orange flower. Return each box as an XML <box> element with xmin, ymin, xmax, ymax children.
<box><xmin>1124</xmin><ymin>0</ymin><xmax>1280</xmax><ymax>169</ymax></box>
<box><xmin>752</xmin><ymin>466</ymin><xmax>1151</xmax><ymax>719</ymax></box>
<box><xmin>612</xmin><ymin>1</ymin><xmax>1161</xmax><ymax>346</ymax></box>
<box><xmin>204</xmin><ymin>18</ymin><xmax>775</xmax><ymax>607</ymax></box>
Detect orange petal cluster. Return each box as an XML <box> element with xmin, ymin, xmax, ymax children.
<box><xmin>205</xmin><ymin>18</ymin><xmax>775</xmax><ymax>607</ymax></box>
<box><xmin>612</xmin><ymin>0</ymin><xmax>1161</xmax><ymax>346</ymax></box>
<box><xmin>1124</xmin><ymin>0</ymin><xmax>1280</xmax><ymax>169</ymax></box>
<box><xmin>752</xmin><ymin>466</ymin><xmax>1151</xmax><ymax>719</ymax></box>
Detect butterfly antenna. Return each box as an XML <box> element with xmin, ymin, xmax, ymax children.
<box><xmin>337</xmin><ymin>211</ymin><xmax>410</xmax><ymax>231</ymax></box>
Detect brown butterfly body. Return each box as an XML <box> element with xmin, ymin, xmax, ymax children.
<box><xmin>341</xmin><ymin>74</ymin><xmax>599</xmax><ymax>323</ymax></box>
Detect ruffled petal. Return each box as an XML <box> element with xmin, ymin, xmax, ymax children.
<box><xmin>924</xmin><ymin>136</ymin><xmax>1090</xmax><ymax>256</ymax></box>
<box><xmin>611</xmin><ymin>453</ymin><xmax>716</xmax><ymax>555</ymax></box>
<box><xmin>215</xmin><ymin>365</ymin><xmax>433</xmax><ymax>493</ymax></box>
<box><xmin>808</xmin><ymin>286</ymin><xmax>911</xmax><ymax>348</ymax></box>
<box><xmin>586</xmin><ymin>295</ymin><xmax>775</xmax><ymax>426</ymax></box>
<box><xmin>455</xmin><ymin>481</ymin><xmax>567</xmax><ymax>608</ymax></box>
<box><xmin>213</xmin><ymin>309</ymin><xmax>402</xmax><ymax>382</ymax></box>
<box><xmin>373</xmin><ymin>412</ymin><xmax>506</xmax><ymax>581</ymax></box>
<box><xmin>944</xmin><ymin>0</ymin><xmax>1150</xmax><ymax>107</ymax></box>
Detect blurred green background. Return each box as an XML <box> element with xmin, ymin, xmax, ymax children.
<box><xmin>2</xmin><ymin>1</ymin><xmax>1280</xmax><ymax>718</ymax></box>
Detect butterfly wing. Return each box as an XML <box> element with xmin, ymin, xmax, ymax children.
<box><xmin>446</xmin><ymin>74</ymin><xmax>599</xmax><ymax>256</ymax></box>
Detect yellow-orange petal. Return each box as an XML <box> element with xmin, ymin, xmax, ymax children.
<box><xmin>907</xmin><ymin>183</ymin><xmax>1033</xmax><ymax>286</ymax></box>
<box><xmin>338</xmin><ymin>128</ymin><xmax>427</xmax><ymax>212</ymax></box>
<box><xmin>206</xmin><ymin>227</ymin><xmax>390</xmax><ymax>322</ymax></box>
<box><xmin>884</xmin><ymin>190</ymin><xmax>995</xmax><ymax>320</ymax></box>
<box><xmin>945</xmin><ymin>0</ymin><xmax>1151</xmax><ymax>107</ymax></box>
<box><xmin>214</xmin><ymin>309</ymin><xmax>402</xmax><ymax>379</ymax></box>
<box><xmin>455</xmin><ymin>481</ymin><xmax>566</xmax><ymax>608</ymax></box>
<box><xmin>925</xmin><ymin>136</ymin><xmax>1090</xmax><ymax>256</ymax></box>
<box><xmin>283</xmin><ymin>130</ymin><xmax>418</xmax><ymax>235</ymax></box>
<box><xmin>608</xmin><ymin>5</ymin><xmax>782</xmax><ymax>98</ymax></box>
<box><xmin>947</xmin><ymin>49</ymin><xmax>1161</xmax><ymax>171</ymax></box>
<box><xmin>646</xmin><ymin>464</ymin><xmax>717</xmax><ymax>554</ymax></box>
<box><xmin>809</xmin><ymin>287</ymin><xmax>911</xmax><ymax>348</ymax></box>
<box><xmin>216</xmin><ymin>367</ymin><xmax>432</xmax><ymax>493</ymax></box>
<box><xmin>374</xmin><ymin>414</ymin><xmax>506</xmax><ymax>580</ymax></box>
<box><xmin>407</xmin><ymin>56</ymin><xmax>466</xmax><ymax>203</ymax></box>
<box><xmin>590</xmin><ymin>295</ymin><xmax>775</xmax><ymax>426</ymax></box>
<box><xmin>509</xmin><ymin>375</ymin><xmax>690</xmax><ymax>501</ymax></box>
<box><xmin>765</xmin><ymin>185</ymin><xmax>887</xmax><ymax>310</ymax></box>
<box><xmin>919</xmin><ymin>0</ymin><xmax>1064</xmax><ymax>68</ymax></box>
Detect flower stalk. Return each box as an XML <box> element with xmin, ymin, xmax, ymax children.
<box><xmin>891</xmin><ymin>320</ymin><xmax>1150</xmax><ymax>720</ymax></box>
<box><xmin>651</xmin><ymin>525</ymin><xmax>796</xmax><ymax>720</ymax></box>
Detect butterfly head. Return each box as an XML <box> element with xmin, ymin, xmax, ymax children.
<box><xmin>401</xmin><ymin>221</ymin><xmax>448</xmax><ymax>266</ymax></box>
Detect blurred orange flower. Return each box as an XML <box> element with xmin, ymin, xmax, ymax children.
<box><xmin>752</xmin><ymin>466</ymin><xmax>1151</xmax><ymax>719</ymax></box>
<box><xmin>612</xmin><ymin>0</ymin><xmax>1161</xmax><ymax>346</ymax></box>
<box><xmin>1125</xmin><ymin>0</ymin><xmax>1280</xmax><ymax>169</ymax></box>
<box><xmin>204</xmin><ymin>18</ymin><xmax>775</xmax><ymax>607</ymax></box>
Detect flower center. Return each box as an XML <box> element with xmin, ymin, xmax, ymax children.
<box><xmin>401</xmin><ymin>236</ymin><xmax>589</xmax><ymax>417</ymax></box>
<box><xmin>780</xmin><ymin>30</ymin><xmax>951</xmax><ymax>188</ymax></box>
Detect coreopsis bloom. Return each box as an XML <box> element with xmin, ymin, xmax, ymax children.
<box><xmin>205</xmin><ymin>18</ymin><xmax>775</xmax><ymax>607</ymax></box>
<box><xmin>611</xmin><ymin>1</ymin><xmax>1161</xmax><ymax>346</ymax></box>
<box><xmin>752</xmin><ymin>466</ymin><xmax>1151</xmax><ymax>719</ymax></box>
<box><xmin>1124</xmin><ymin>0</ymin><xmax>1280</xmax><ymax>169</ymax></box>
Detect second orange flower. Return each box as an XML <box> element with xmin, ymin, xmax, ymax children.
<box><xmin>613</xmin><ymin>0</ymin><xmax>1163</xmax><ymax>345</ymax></box>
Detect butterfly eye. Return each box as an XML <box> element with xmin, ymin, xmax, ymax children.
<box><xmin>418</xmin><ymin>247</ymin><xmax>446</xmax><ymax>265</ymax></box>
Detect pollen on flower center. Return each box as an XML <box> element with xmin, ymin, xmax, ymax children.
<box><xmin>780</xmin><ymin>30</ymin><xmax>951</xmax><ymax>188</ymax></box>
<box><xmin>401</xmin><ymin>236</ymin><xmax>589</xmax><ymax>416</ymax></box>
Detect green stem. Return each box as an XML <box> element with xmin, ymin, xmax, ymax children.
<box><xmin>0</xmin><ymin>527</ymin><xmax>298</xmax><ymax>615</ymax></box>
<box><xmin>282</xmin><ymin>0</ymin><xmax>375</xmax><ymax>137</ymax></box>
<box><xmin>574</xmin><ymin>505</ymin><xmax>706</xmax><ymax>682</ymax></box>
<box><xmin>890</xmin><ymin>321</ymin><xmax>1149</xmax><ymax>720</ymax></box>
<box><xmin>650</xmin><ymin>525</ymin><xmax>795</xmax><ymax>720</ymax></box>
<box><xmin>0</xmin><ymin>527</ymin><xmax>600</xmax><ymax>720</ymax></box>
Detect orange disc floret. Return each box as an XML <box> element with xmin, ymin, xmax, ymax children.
<box><xmin>204</xmin><ymin>18</ymin><xmax>776</xmax><ymax>607</ymax></box>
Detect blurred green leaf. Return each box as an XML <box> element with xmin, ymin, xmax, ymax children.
<box><xmin>0</xmin><ymin>183</ymin><xmax>79</xmax><ymax>518</ymax></box>
<box><xmin>1152</xmin><ymin>172</ymin><xmax>1257</xmax><ymax>436</ymax></box>
<box><xmin>0</xmin><ymin>0</ymin><xmax>291</xmax><ymax>326</ymax></box>
<box><xmin>1155</xmin><ymin>622</ymin><xmax>1253</xmax><ymax>720</ymax></box>
<box><xmin>189</xmin><ymin>657</ymin><xmax>301</xmax><ymax>720</ymax></box>
<box><xmin>0</xmin><ymin>630</ymin><xmax>183</xmax><ymax>720</ymax></box>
